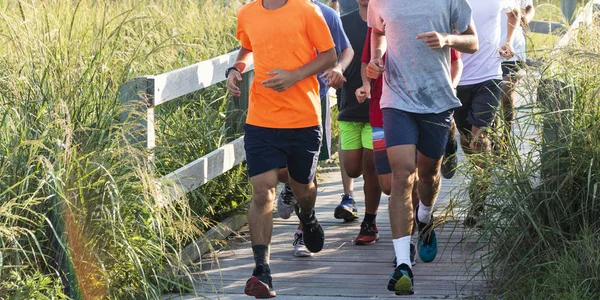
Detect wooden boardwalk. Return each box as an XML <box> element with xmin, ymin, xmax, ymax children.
<box><xmin>176</xmin><ymin>83</ymin><xmax>540</xmax><ymax>299</ymax></box>
<box><xmin>186</xmin><ymin>157</ymin><xmax>489</xmax><ymax>299</ymax></box>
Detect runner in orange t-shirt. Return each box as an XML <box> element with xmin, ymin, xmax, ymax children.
<box><xmin>225</xmin><ymin>0</ymin><xmax>336</xmax><ymax>298</ymax></box>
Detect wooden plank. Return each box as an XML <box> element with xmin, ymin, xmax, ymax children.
<box><xmin>528</xmin><ymin>20</ymin><xmax>566</xmax><ymax>35</ymax></box>
<box><xmin>151</xmin><ymin>50</ymin><xmax>255</xmax><ymax>106</ymax></box>
<box><xmin>181</xmin><ymin>214</ymin><xmax>248</xmax><ymax>265</ymax></box>
<box><xmin>161</xmin><ymin>136</ymin><xmax>245</xmax><ymax>194</ymax></box>
<box><xmin>119</xmin><ymin>77</ymin><xmax>156</xmax><ymax>150</ymax></box>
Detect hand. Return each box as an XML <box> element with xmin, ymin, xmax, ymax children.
<box><xmin>226</xmin><ymin>69</ymin><xmax>243</xmax><ymax>97</ymax></box>
<box><xmin>366</xmin><ymin>58</ymin><xmax>385</xmax><ymax>80</ymax></box>
<box><xmin>262</xmin><ymin>68</ymin><xmax>299</xmax><ymax>92</ymax></box>
<box><xmin>416</xmin><ymin>31</ymin><xmax>447</xmax><ymax>50</ymax></box>
<box><xmin>320</xmin><ymin>65</ymin><xmax>346</xmax><ymax>89</ymax></box>
<box><xmin>355</xmin><ymin>85</ymin><xmax>371</xmax><ymax>103</ymax></box>
<box><xmin>499</xmin><ymin>42</ymin><xmax>515</xmax><ymax>59</ymax></box>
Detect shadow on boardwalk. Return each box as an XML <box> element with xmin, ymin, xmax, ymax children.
<box><xmin>185</xmin><ymin>163</ymin><xmax>489</xmax><ymax>299</ymax></box>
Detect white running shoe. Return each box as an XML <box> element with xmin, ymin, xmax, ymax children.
<box><xmin>293</xmin><ymin>232</ymin><xmax>312</xmax><ymax>257</ymax></box>
<box><xmin>277</xmin><ymin>183</ymin><xmax>296</xmax><ymax>219</ymax></box>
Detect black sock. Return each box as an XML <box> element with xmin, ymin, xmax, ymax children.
<box><xmin>363</xmin><ymin>213</ymin><xmax>377</xmax><ymax>224</ymax></box>
<box><xmin>297</xmin><ymin>206</ymin><xmax>314</xmax><ymax>223</ymax></box>
<box><xmin>252</xmin><ymin>245</ymin><xmax>270</xmax><ymax>274</ymax></box>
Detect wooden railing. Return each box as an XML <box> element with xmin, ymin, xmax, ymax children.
<box><xmin>119</xmin><ymin>50</ymin><xmax>254</xmax><ymax>196</ymax></box>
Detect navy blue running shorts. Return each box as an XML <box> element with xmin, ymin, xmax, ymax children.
<box><xmin>244</xmin><ymin>124</ymin><xmax>321</xmax><ymax>184</ymax></box>
<box><xmin>381</xmin><ymin>108</ymin><xmax>453</xmax><ymax>160</ymax></box>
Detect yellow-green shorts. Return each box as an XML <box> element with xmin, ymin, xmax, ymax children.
<box><xmin>339</xmin><ymin>121</ymin><xmax>373</xmax><ymax>151</ymax></box>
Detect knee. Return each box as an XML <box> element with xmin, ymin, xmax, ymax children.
<box><xmin>418</xmin><ymin>169</ymin><xmax>440</xmax><ymax>186</ymax></box>
<box><xmin>252</xmin><ymin>187</ymin><xmax>276</xmax><ymax>206</ymax></box>
<box><xmin>290</xmin><ymin>183</ymin><xmax>312</xmax><ymax>201</ymax></box>
<box><xmin>391</xmin><ymin>167</ymin><xmax>416</xmax><ymax>188</ymax></box>
<box><xmin>469</xmin><ymin>130</ymin><xmax>491</xmax><ymax>153</ymax></box>
<box><xmin>345</xmin><ymin>165</ymin><xmax>363</xmax><ymax>178</ymax></box>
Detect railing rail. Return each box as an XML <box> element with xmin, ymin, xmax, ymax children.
<box><xmin>119</xmin><ymin>50</ymin><xmax>254</xmax><ymax>195</ymax></box>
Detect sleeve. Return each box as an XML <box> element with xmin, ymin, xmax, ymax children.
<box><xmin>361</xmin><ymin>27</ymin><xmax>372</xmax><ymax>64</ymax></box>
<box><xmin>367</xmin><ymin>2</ymin><xmax>385</xmax><ymax>32</ymax></box>
<box><xmin>330</xmin><ymin>13</ymin><xmax>351</xmax><ymax>54</ymax></box>
<box><xmin>523</xmin><ymin>0</ymin><xmax>533</xmax><ymax>6</ymax></box>
<box><xmin>501</xmin><ymin>0</ymin><xmax>518</xmax><ymax>13</ymax></box>
<box><xmin>450</xmin><ymin>0</ymin><xmax>473</xmax><ymax>34</ymax></box>
<box><xmin>235</xmin><ymin>8</ymin><xmax>252</xmax><ymax>50</ymax></box>
<box><xmin>450</xmin><ymin>48</ymin><xmax>461</xmax><ymax>61</ymax></box>
<box><xmin>306</xmin><ymin>5</ymin><xmax>336</xmax><ymax>53</ymax></box>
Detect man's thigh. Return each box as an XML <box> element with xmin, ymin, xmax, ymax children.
<box><xmin>415</xmin><ymin>110</ymin><xmax>454</xmax><ymax>160</ymax></box>
<box><xmin>244</xmin><ymin>124</ymin><xmax>287</xmax><ymax>179</ymax></box>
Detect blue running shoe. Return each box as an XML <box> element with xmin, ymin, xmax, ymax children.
<box><xmin>416</xmin><ymin>204</ymin><xmax>438</xmax><ymax>263</ymax></box>
<box><xmin>387</xmin><ymin>263</ymin><xmax>414</xmax><ymax>295</ymax></box>
<box><xmin>333</xmin><ymin>194</ymin><xmax>359</xmax><ymax>221</ymax></box>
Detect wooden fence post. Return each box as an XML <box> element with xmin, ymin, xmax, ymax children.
<box><xmin>226</xmin><ymin>71</ymin><xmax>253</xmax><ymax>136</ymax></box>
<box><xmin>119</xmin><ymin>77</ymin><xmax>156</xmax><ymax>151</ymax></box>
<box><xmin>562</xmin><ymin>0</ymin><xmax>577</xmax><ymax>24</ymax></box>
<box><xmin>537</xmin><ymin>78</ymin><xmax>574</xmax><ymax>180</ymax></box>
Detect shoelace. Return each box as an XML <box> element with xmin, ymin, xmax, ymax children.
<box><xmin>292</xmin><ymin>234</ymin><xmax>304</xmax><ymax>246</ymax></box>
<box><xmin>281</xmin><ymin>189</ymin><xmax>295</xmax><ymax>205</ymax></box>
<box><xmin>360</xmin><ymin>223</ymin><xmax>376</xmax><ymax>235</ymax></box>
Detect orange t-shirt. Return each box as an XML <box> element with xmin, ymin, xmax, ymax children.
<box><xmin>236</xmin><ymin>0</ymin><xmax>335</xmax><ymax>129</ymax></box>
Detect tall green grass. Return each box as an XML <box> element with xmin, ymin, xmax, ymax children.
<box><xmin>0</xmin><ymin>0</ymin><xmax>247</xmax><ymax>298</ymax></box>
<box><xmin>461</xmin><ymin>11</ymin><xmax>600</xmax><ymax>298</ymax></box>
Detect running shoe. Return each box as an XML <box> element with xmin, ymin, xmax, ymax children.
<box><xmin>295</xmin><ymin>204</ymin><xmax>325</xmax><ymax>253</ymax></box>
<box><xmin>333</xmin><ymin>194</ymin><xmax>359</xmax><ymax>221</ymax></box>
<box><xmin>244</xmin><ymin>266</ymin><xmax>276</xmax><ymax>298</ymax></box>
<box><xmin>416</xmin><ymin>204</ymin><xmax>438</xmax><ymax>263</ymax></box>
<box><xmin>387</xmin><ymin>263</ymin><xmax>414</xmax><ymax>295</ymax></box>
<box><xmin>277</xmin><ymin>183</ymin><xmax>296</xmax><ymax>219</ymax></box>
<box><xmin>353</xmin><ymin>222</ymin><xmax>379</xmax><ymax>245</ymax></box>
<box><xmin>293</xmin><ymin>232</ymin><xmax>312</xmax><ymax>257</ymax></box>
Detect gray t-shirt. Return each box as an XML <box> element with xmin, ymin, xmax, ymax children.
<box><xmin>367</xmin><ymin>0</ymin><xmax>472</xmax><ymax>114</ymax></box>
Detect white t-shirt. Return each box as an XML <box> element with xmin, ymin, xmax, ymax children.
<box><xmin>500</xmin><ymin>0</ymin><xmax>532</xmax><ymax>62</ymax></box>
<box><xmin>460</xmin><ymin>0</ymin><xmax>517</xmax><ymax>85</ymax></box>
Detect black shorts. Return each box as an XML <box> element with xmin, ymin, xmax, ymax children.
<box><xmin>455</xmin><ymin>79</ymin><xmax>502</xmax><ymax>135</ymax></box>
<box><xmin>502</xmin><ymin>61</ymin><xmax>525</xmax><ymax>77</ymax></box>
<box><xmin>244</xmin><ymin>124</ymin><xmax>321</xmax><ymax>184</ymax></box>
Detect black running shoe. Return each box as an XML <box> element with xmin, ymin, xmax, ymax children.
<box><xmin>295</xmin><ymin>204</ymin><xmax>325</xmax><ymax>253</ymax></box>
<box><xmin>245</xmin><ymin>266</ymin><xmax>276</xmax><ymax>298</ymax></box>
<box><xmin>387</xmin><ymin>263</ymin><xmax>414</xmax><ymax>295</ymax></box>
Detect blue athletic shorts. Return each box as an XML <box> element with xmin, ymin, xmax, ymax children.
<box><xmin>382</xmin><ymin>108</ymin><xmax>453</xmax><ymax>159</ymax></box>
<box><xmin>244</xmin><ymin>124</ymin><xmax>321</xmax><ymax>184</ymax></box>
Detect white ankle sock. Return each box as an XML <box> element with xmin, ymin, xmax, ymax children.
<box><xmin>392</xmin><ymin>236</ymin><xmax>412</xmax><ymax>268</ymax></box>
<box><xmin>418</xmin><ymin>201</ymin><xmax>433</xmax><ymax>224</ymax></box>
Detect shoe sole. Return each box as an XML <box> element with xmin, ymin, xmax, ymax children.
<box><xmin>294</xmin><ymin>252</ymin><xmax>313</xmax><ymax>257</ymax></box>
<box><xmin>334</xmin><ymin>206</ymin><xmax>359</xmax><ymax>221</ymax></box>
<box><xmin>244</xmin><ymin>277</ymin><xmax>276</xmax><ymax>298</ymax></box>
<box><xmin>388</xmin><ymin>273</ymin><xmax>414</xmax><ymax>295</ymax></box>
<box><xmin>353</xmin><ymin>233</ymin><xmax>380</xmax><ymax>245</ymax></box>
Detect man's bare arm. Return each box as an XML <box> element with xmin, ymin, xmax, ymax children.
<box><xmin>450</xmin><ymin>58</ymin><xmax>463</xmax><ymax>88</ymax></box>
<box><xmin>499</xmin><ymin>7</ymin><xmax>521</xmax><ymax>58</ymax></box>
<box><xmin>371</xmin><ymin>27</ymin><xmax>387</xmax><ymax>60</ymax></box>
<box><xmin>444</xmin><ymin>25</ymin><xmax>478</xmax><ymax>54</ymax></box>
<box><xmin>226</xmin><ymin>47</ymin><xmax>253</xmax><ymax>97</ymax></box>
<box><xmin>321</xmin><ymin>45</ymin><xmax>354</xmax><ymax>88</ymax></box>
<box><xmin>263</xmin><ymin>48</ymin><xmax>337</xmax><ymax>92</ymax></box>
